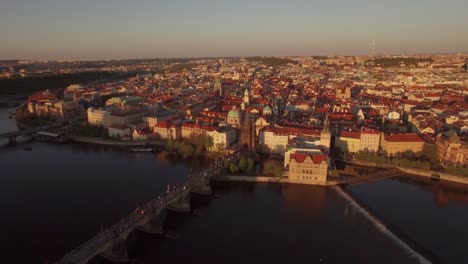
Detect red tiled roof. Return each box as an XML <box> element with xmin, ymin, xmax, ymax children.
<box><xmin>339</xmin><ymin>131</ymin><xmax>361</xmax><ymax>139</ymax></box>
<box><xmin>263</xmin><ymin>126</ymin><xmax>321</xmax><ymax>136</ymax></box>
<box><xmin>383</xmin><ymin>133</ymin><xmax>423</xmax><ymax>142</ymax></box>
<box><xmin>290</xmin><ymin>153</ymin><xmax>327</xmax><ymax>164</ymax></box>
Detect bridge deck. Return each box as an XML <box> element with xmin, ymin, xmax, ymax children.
<box><xmin>56</xmin><ymin>165</ymin><xmax>222</xmax><ymax>264</ymax></box>
<box><xmin>0</xmin><ymin>124</ymin><xmax>60</xmax><ymax>138</ymax></box>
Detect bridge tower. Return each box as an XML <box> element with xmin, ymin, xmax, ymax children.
<box><xmin>240</xmin><ymin>113</ymin><xmax>256</xmax><ymax>150</ymax></box>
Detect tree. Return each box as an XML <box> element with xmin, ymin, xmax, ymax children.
<box><xmin>266</xmin><ymin>164</ymin><xmax>275</xmax><ymax>176</ymax></box>
<box><xmin>422</xmin><ymin>143</ymin><xmax>439</xmax><ymax>164</ymax></box>
<box><xmin>246</xmin><ymin>158</ymin><xmax>255</xmax><ymax>174</ymax></box>
<box><xmin>167</xmin><ymin>140</ymin><xmax>178</xmax><ymax>152</ymax></box>
<box><xmin>229</xmin><ymin>163</ymin><xmax>239</xmax><ymax>173</ymax></box>
<box><xmin>194</xmin><ymin>145</ymin><xmax>203</xmax><ymax>156</ymax></box>
<box><xmin>238</xmin><ymin>158</ymin><xmax>247</xmax><ymax>173</ymax></box>
<box><xmin>215</xmin><ymin>143</ymin><xmax>225</xmax><ymax>152</ymax></box>
<box><xmin>223</xmin><ymin>159</ymin><xmax>231</xmax><ymax>170</ymax></box>
<box><xmin>179</xmin><ymin>143</ymin><xmax>194</xmax><ymax>159</ymax></box>
<box><xmin>204</xmin><ymin>135</ymin><xmax>214</xmax><ymax>151</ymax></box>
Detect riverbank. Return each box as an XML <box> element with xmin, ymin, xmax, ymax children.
<box><xmin>68</xmin><ymin>135</ymin><xmax>166</xmax><ymax>148</ymax></box>
<box><xmin>351</xmin><ymin>159</ymin><xmax>468</xmax><ymax>186</ymax></box>
<box><xmin>214</xmin><ymin>174</ymin><xmax>339</xmax><ymax>186</ymax></box>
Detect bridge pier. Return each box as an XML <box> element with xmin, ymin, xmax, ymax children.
<box><xmin>100</xmin><ymin>238</ymin><xmax>129</xmax><ymax>263</ymax></box>
<box><xmin>167</xmin><ymin>189</ymin><xmax>191</xmax><ymax>213</ymax></box>
<box><xmin>191</xmin><ymin>181</ymin><xmax>212</xmax><ymax>195</ymax></box>
<box><xmin>137</xmin><ymin>210</ymin><xmax>167</xmax><ymax>235</ymax></box>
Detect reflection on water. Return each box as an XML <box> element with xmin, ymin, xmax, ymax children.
<box><xmin>394</xmin><ymin>176</ymin><xmax>468</xmax><ymax>207</ymax></box>
<box><xmin>348</xmin><ymin>176</ymin><xmax>468</xmax><ymax>264</ymax></box>
<box><xmin>0</xmin><ymin>142</ymin><xmax>197</xmax><ymax>263</ymax></box>
<box><xmin>131</xmin><ymin>183</ymin><xmax>415</xmax><ymax>264</ymax></box>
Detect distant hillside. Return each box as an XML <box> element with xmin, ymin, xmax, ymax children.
<box><xmin>245</xmin><ymin>57</ymin><xmax>296</xmax><ymax>67</ymax></box>
<box><xmin>367</xmin><ymin>57</ymin><xmax>434</xmax><ymax>67</ymax></box>
<box><xmin>0</xmin><ymin>71</ymin><xmax>132</xmax><ymax>96</ymax></box>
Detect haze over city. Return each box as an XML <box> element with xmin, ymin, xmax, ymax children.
<box><xmin>2</xmin><ymin>0</ymin><xmax>468</xmax><ymax>60</ymax></box>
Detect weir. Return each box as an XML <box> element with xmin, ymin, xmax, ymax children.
<box><xmin>334</xmin><ymin>186</ymin><xmax>431</xmax><ymax>264</ymax></box>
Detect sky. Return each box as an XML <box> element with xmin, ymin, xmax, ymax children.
<box><xmin>1</xmin><ymin>0</ymin><xmax>468</xmax><ymax>60</ymax></box>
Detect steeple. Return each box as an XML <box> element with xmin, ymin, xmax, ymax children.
<box><xmin>321</xmin><ymin>114</ymin><xmax>331</xmax><ymax>150</ymax></box>
<box><xmin>322</xmin><ymin>114</ymin><xmax>330</xmax><ymax>133</ymax></box>
<box><xmin>243</xmin><ymin>88</ymin><xmax>250</xmax><ymax>105</ymax></box>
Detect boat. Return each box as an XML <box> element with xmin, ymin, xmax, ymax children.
<box><xmin>129</xmin><ymin>147</ymin><xmax>153</xmax><ymax>152</ymax></box>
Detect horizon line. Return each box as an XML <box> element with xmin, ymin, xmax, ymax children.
<box><xmin>1</xmin><ymin>52</ymin><xmax>468</xmax><ymax>63</ymax></box>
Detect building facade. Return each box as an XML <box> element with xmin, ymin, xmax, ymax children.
<box><xmin>436</xmin><ymin>130</ymin><xmax>468</xmax><ymax>165</ymax></box>
<box><xmin>287</xmin><ymin>151</ymin><xmax>328</xmax><ymax>184</ymax></box>
<box><xmin>380</xmin><ymin>133</ymin><xmax>425</xmax><ymax>156</ymax></box>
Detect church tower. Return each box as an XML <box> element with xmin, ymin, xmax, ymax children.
<box><xmin>321</xmin><ymin>114</ymin><xmax>331</xmax><ymax>150</ymax></box>
<box><xmin>214</xmin><ymin>78</ymin><xmax>222</xmax><ymax>96</ymax></box>
<box><xmin>240</xmin><ymin>113</ymin><xmax>256</xmax><ymax>150</ymax></box>
<box><xmin>243</xmin><ymin>88</ymin><xmax>250</xmax><ymax>105</ymax></box>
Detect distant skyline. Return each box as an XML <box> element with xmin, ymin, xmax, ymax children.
<box><xmin>2</xmin><ymin>0</ymin><xmax>468</xmax><ymax>60</ymax></box>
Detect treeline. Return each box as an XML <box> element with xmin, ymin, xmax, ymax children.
<box><xmin>245</xmin><ymin>57</ymin><xmax>296</xmax><ymax>67</ymax></box>
<box><xmin>0</xmin><ymin>71</ymin><xmax>131</xmax><ymax>96</ymax></box>
<box><xmin>367</xmin><ymin>57</ymin><xmax>434</xmax><ymax>67</ymax></box>
<box><xmin>66</xmin><ymin>123</ymin><xmax>109</xmax><ymax>139</ymax></box>
<box><xmin>355</xmin><ymin>151</ymin><xmax>432</xmax><ymax>170</ymax></box>
<box><xmin>222</xmin><ymin>153</ymin><xmax>257</xmax><ymax>175</ymax></box>
<box><xmin>166</xmin><ymin>134</ymin><xmax>215</xmax><ymax>158</ymax></box>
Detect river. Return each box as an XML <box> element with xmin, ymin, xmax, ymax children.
<box><xmin>347</xmin><ymin>176</ymin><xmax>468</xmax><ymax>264</ymax></box>
<box><xmin>0</xmin><ymin>107</ymin><xmax>467</xmax><ymax>263</ymax></box>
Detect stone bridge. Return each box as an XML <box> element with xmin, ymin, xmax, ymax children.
<box><xmin>56</xmin><ymin>165</ymin><xmax>223</xmax><ymax>264</ymax></box>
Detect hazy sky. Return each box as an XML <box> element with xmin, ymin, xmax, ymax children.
<box><xmin>2</xmin><ymin>0</ymin><xmax>468</xmax><ymax>60</ymax></box>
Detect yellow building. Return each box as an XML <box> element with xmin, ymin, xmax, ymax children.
<box><xmin>436</xmin><ymin>130</ymin><xmax>468</xmax><ymax>165</ymax></box>
<box><xmin>288</xmin><ymin>152</ymin><xmax>328</xmax><ymax>184</ymax></box>
<box><xmin>336</xmin><ymin>131</ymin><xmax>361</xmax><ymax>153</ymax></box>
<box><xmin>380</xmin><ymin>133</ymin><xmax>425</xmax><ymax>156</ymax></box>
<box><xmin>87</xmin><ymin>107</ymin><xmax>145</xmax><ymax>128</ymax></box>
<box><xmin>153</xmin><ymin>121</ymin><xmax>181</xmax><ymax>140</ymax></box>
<box><xmin>206</xmin><ymin>126</ymin><xmax>237</xmax><ymax>150</ymax></box>
<box><xmin>29</xmin><ymin>100</ymin><xmax>85</xmax><ymax>120</ymax></box>
<box><xmin>360</xmin><ymin>129</ymin><xmax>380</xmax><ymax>152</ymax></box>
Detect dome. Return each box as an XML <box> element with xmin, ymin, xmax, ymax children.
<box><xmin>228</xmin><ymin>106</ymin><xmax>240</xmax><ymax>119</ymax></box>
<box><xmin>263</xmin><ymin>105</ymin><xmax>272</xmax><ymax>113</ymax></box>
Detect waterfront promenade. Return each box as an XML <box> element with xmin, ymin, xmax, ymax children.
<box><xmin>351</xmin><ymin>159</ymin><xmax>468</xmax><ymax>186</ymax></box>
<box><xmin>56</xmin><ymin>164</ymin><xmax>222</xmax><ymax>264</ymax></box>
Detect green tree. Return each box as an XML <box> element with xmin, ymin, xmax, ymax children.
<box><xmin>229</xmin><ymin>163</ymin><xmax>239</xmax><ymax>173</ymax></box>
<box><xmin>238</xmin><ymin>158</ymin><xmax>247</xmax><ymax>173</ymax></box>
<box><xmin>167</xmin><ymin>139</ymin><xmax>177</xmax><ymax>152</ymax></box>
<box><xmin>215</xmin><ymin>143</ymin><xmax>225</xmax><ymax>151</ymax></box>
<box><xmin>194</xmin><ymin>145</ymin><xmax>203</xmax><ymax>156</ymax></box>
<box><xmin>204</xmin><ymin>135</ymin><xmax>214</xmax><ymax>151</ymax></box>
<box><xmin>422</xmin><ymin>143</ymin><xmax>439</xmax><ymax>164</ymax></box>
<box><xmin>223</xmin><ymin>159</ymin><xmax>231</xmax><ymax>170</ymax></box>
<box><xmin>246</xmin><ymin>158</ymin><xmax>255</xmax><ymax>174</ymax></box>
